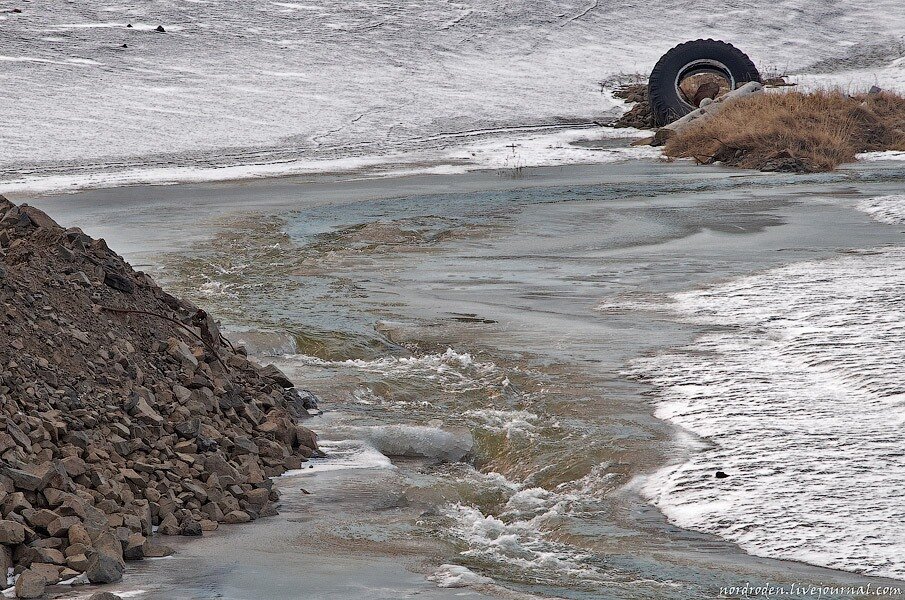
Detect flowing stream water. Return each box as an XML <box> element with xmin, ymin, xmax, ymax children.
<box><xmin>7</xmin><ymin>2</ymin><xmax>905</xmax><ymax>598</ymax></box>
<box><xmin>28</xmin><ymin>158</ymin><xmax>905</xmax><ymax>599</ymax></box>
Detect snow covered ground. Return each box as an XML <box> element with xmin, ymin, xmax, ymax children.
<box><xmin>2</xmin><ymin>0</ymin><xmax>904</xmax><ymax>193</ymax></box>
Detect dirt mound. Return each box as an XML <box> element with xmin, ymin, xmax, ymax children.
<box><xmin>663</xmin><ymin>89</ymin><xmax>905</xmax><ymax>172</ymax></box>
<box><xmin>0</xmin><ymin>196</ymin><xmax>319</xmax><ymax>591</ymax></box>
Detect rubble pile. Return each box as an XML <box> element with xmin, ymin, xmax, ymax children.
<box><xmin>610</xmin><ymin>83</ymin><xmax>655</xmax><ymax>129</ymax></box>
<box><xmin>0</xmin><ymin>196</ymin><xmax>319</xmax><ymax>596</ymax></box>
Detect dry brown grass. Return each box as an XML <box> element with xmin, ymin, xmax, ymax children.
<box><xmin>664</xmin><ymin>89</ymin><xmax>905</xmax><ymax>172</ymax></box>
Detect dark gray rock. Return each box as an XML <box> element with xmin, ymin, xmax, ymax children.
<box><xmin>103</xmin><ymin>270</ymin><xmax>134</xmax><ymax>294</ymax></box>
<box><xmin>3</xmin><ymin>467</ymin><xmax>44</xmax><ymax>491</ymax></box>
<box><xmin>90</xmin><ymin>592</ymin><xmax>124</xmax><ymax>600</ymax></box>
<box><xmin>0</xmin><ymin>519</ymin><xmax>26</xmax><ymax>544</ymax></box>
<box><xmin>142</xmin><ymin>543</ymin><xmax>173</xmax><ymax>558</ymax></box>
<box><xmin>260</xmin><ymin>364</ymin><xmax>294</xmax><ymax>388</ymax></box>
<box><xmin>218</xmin><ymin>389</ymin><xmax>244</xmax><ymax>410</ymax></box>
<box><xmin>1</xmin><ymin>205</ymin><xmax>33</xmax><ymax>228</ymax></box>
<box><xmin>14</xmin><ymin>568</ymin><xmax>46</xmax><ymax>599</ymax></box>
<box><xmin>197</xmin><ymin>435</ymin><xmax>218</xmax><ymax>452</ymax></box>
<box><xmin>7</xmin><ymin>422</ymin><xmax>32</xmax><ymax>448</ymax></box>
<box><xmin>232</xmin><ymin>436</ymin><xmax>259</xmax><ymax>456</ymax></box>
<box><xmin>174</xmin><ymin>418</ymin><xmax>201</xmax><ymax>439</ymax></box>
<box><xmin>122</xmin><ymin>532</ymin><xmax>146</xmax><ymax>560</ymax></box>
<box><xmin>86</xmin><ymin>550</ymin><xmax>125</xmax><ymax>583</ymax></box>
<box><xmin>179</xmin><ymin>518</ymin><xmax>202</xmax><ymax>536</ymax></box>
<box><xmin>284</xmin><ymin>388</ymin><xmax>319</xmax><ymax>417</ymax></box>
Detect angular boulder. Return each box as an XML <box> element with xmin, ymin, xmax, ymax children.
<box><xmin>14</xmin><ymin>568</ymin><xmax>46</xmax><ymax>599</ymax></box>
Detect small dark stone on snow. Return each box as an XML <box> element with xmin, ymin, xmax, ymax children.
<box><xmin>715</xmin><ymin>471</ymin><xmax>729</xmax><ymax>479</ymax></box>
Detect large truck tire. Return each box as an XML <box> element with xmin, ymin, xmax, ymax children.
<box><xmin>648</xmin><ymin>39</ymin><xmax>760</xmax><ymax>126</ymax></box>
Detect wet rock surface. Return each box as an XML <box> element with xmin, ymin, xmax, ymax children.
<box><xmin>0</xmin><ymin>195</ymin><xmax>319</xmax><ymax>589</ymax></box>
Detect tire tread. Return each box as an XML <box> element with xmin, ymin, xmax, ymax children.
<box><xmin>648</xmin><ymin>39</ymin><xmax>760</xmax><ymax>127</ymax></box>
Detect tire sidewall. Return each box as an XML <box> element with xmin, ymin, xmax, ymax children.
<box><xmin>648</xmin><ymin>40</ymin><xmax>760</xmax><ymax>126</ymax></box>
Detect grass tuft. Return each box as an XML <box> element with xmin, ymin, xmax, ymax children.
<box><xmin>663</xmin><ymin>89</ymin><xmax>905</xmax><ymax>172</ymax></box>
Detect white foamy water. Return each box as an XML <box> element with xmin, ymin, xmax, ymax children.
<box><xmin>437</xmin><ymin>464</ymin><xmax>631</xmax><ymax>588</ymax></box>
<box><xmin>278</xmin><ymin>343</ymin><xmax>620</xmax><ymax>588</ymax></box>
<box><xmin>443</xmin><ymin>501</ymin><xmax>601</xmax><ymax>582</ymax></box>
<box><xmin>3</xmin><ymin>1</ymin><xmax>905</xmax><ymax>193</ymax></box>
<box><xmin>290</xmin><ymin>348</ymin><xmax>506</xmax><ymax>394</ymax></box>
<box><xmin>443</xmin><ymin>490</ymin><xmax>605</xmax><ymax>586</ymax></box>
<box><xmin>633</xmin><ymin>204</ymin><xmax>905</xmax><ymax>579</ymax></box>
<box><xmin>464</xmin><ymin>409</ymin><xmax>540</xmax><ymax>438</ymax></box>
<box><xmin>288</xmin><ymin>439</ymin><xmax>395</xmax><ymax>473</ymax></box>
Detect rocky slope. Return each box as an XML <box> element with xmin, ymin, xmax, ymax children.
<box><xmin>609</xmin><ymin>83</ymin><xmax>655</xmax><ymax>129</ymax></box>
<box><xmin>0</xmin><ymin>195</ymin><xmax>319</xmax><ymax>597</ymax></box>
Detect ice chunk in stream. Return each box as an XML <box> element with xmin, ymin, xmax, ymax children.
<box><xmin>324</xmin><ymin>425</ymin><xmax>474</xmax><ymax>462</ymax></box>
<box><xmin>428</xmin><ymin>564</ymin><xmax>493</xmax><ymax>588</ymax></box>
<box><xmin>297</xmin><ymin>439</ymin><xmax>394</xmax><ymax>473</ymax></box>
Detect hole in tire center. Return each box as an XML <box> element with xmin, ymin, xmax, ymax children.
<box><xmin>678</xmin><ymin>72</ymin><xmax>732</xmax><ymax>108</ymax></box>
